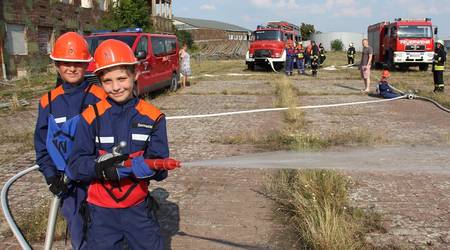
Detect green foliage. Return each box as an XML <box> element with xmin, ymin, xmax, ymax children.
<box><xmin>101</xmin><ymin>0</ymin><xmax>153</xmax><ymax>32</ymax></box>
<box><xmin>331</xmin><ymin>39</ymin><xmax>344</xmax><ymax>51</ymax></box>
<box><xmin>300</xmin><ymin>23</ymin><xmax>315</xmax><ymax>40</ymax></box>
<box><xmin>175</xmin><ymin>30</ymin><xmax>194</xmax><ymax>48</ymax></box>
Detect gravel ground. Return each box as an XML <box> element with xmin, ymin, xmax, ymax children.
<box><xmin>1</xmin><ymin>69</ymin><xmax>450</xmax><ymax>249</ymax></box>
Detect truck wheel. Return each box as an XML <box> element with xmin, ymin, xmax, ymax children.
<box><xmin>273</xmin><ymin>62</ymin><xmax>284</xmax><ymax>71</ymax></box>
<box><xmin>419</xmin><ymin>64</ymin><xmax>429</xmax><ymax>71</ymax></box>
<box><xmin>399</xmin><ymin>65</ymin><xmax>409</xmax><ymax>71</ymax></box>
<box><xmin>247</xmin><ymin>63</ymin><xmax>255</xmax><ymax>71</ymax></box>
<box><xmin>170</xmin><ymin>73</ymin><xmax>178</xmax><ymax>92</ymax></box>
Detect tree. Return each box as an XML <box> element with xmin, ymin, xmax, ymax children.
<box><xmin>330</xmin><ymin>39</ymin><xmax>344</xmax><ymax>51</ymax></box>
<box><xmin>175</xmin><ymin>30</ymin><xmax>194</xmax><ymax>48</ymax></box>
<box><xmin>101</xmin><ymin>0</ymin><xmax>153</xmax><ymax>32</ymax></box>
<box><xmin>300</xmin><ymin>23</ymin><xmax>315</xmax><ymax>40</ymax></box>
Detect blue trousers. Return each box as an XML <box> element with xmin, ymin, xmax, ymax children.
<box><xmin>61</xmin><ymin>185</ymin><xmax>87</xmax><ymax>250</ymax></box>
<box><xmin>296</xmin><ymin>59</ymin><xmax>305</xmax><ymax>74</ymax></box>
<box><xmin>285</xmin><ymin>56</ymin><xmax>294</xmax><ymax>74</ymax></box>
<box><xmin>86</xmin><ymin>200</ymin><xmax>163</xmax><ymax>250</ymax></box>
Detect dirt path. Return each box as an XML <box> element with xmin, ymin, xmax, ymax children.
<box><xmin>1</xmin><ymin>69</ymin><xmax>450</xmax><ymax>249</ymax></box>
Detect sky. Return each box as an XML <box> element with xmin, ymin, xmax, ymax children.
<box><xmin>172</xmin><ymin>0</ymin><xmax>450</xmax><ymax>39</ymax></box>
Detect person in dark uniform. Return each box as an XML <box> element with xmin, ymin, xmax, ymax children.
<box><xmin>433</xmin><ymin>40</ymin><xmax>447</xmax><ymax>92</ymax></box>
<box><xmin>347</xmin><ymin>43</ymin><xmax>356</xmax><ymax>65</ymax></box>
<box><xmin>311</xmin><ymin>41</ymin><xmax>320</xmax><ymax>77</ymax></box>
<box><xmin>318</xmin><ymin>43</ymin><xmax>326</xmax><ymax>65</ymax></box>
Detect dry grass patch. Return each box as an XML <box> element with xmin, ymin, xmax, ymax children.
<box><xmin>264</xmin><ymin>169</ymin><xmax>385</xmax><ymax>249</ymax></box>
<box><xmin>0</xmin><ymin>128</ymin><xmax>34</xmax><ymax>151</ymax></box>
<box><xmin>15</xmin><ymin>200</ymin><xmax>67</xmax><ymax>242</ymax></box>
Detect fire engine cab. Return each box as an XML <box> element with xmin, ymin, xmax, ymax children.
<box><xmin>368</xmin><ymin>18</ymin><xmax>437</xmax><ymax>71</ymax></box>
<box><xmin>246</xmin><ymin>21</ymin><xmax>301</xmax><ymax>71</ymax></box>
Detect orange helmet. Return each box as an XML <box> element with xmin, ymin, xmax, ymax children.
<box><xmin>93</xmin><ymin>39</ymin><xmax>138</xmax><ymax>73</ymax></box>
<box><xmin>50</xmin><ymin>32</ymin><xmax>92</xmax><ymax>62</ymax></box>
<box><xmin>381</xmin><ymin>70</ymin><xmax>391</xmax><ymax>78</ymax></box>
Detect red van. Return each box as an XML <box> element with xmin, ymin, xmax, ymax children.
<box><xmin>85</xmin><ymin>28</ymin><xmax>180</xmax><ymax>94</ymax></box>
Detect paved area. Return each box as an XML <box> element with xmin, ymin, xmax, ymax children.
<box><xmin>1</xmin><ymin>72</ymin><xmax>450</xmax><ymax>249</ymax></box>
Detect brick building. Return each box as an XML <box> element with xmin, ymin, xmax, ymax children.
<box><xmin>0</xmin><ymin>0</ymin><xmax>174</xmax><ymax>80</ymax></box>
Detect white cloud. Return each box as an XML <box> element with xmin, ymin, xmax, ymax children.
<box><xmin>199</xmin><ymin>4</ymin><xmax>216</xmax><ymax>10</ymax></box>
<box><xmin>249</xmin><ymin>0</ymin><xmax>273</xmax><ymax>8</ymax></box>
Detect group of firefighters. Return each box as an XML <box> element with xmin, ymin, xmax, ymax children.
<box><xmin>35</xmin><ymin>32</ymin><xmax>176</xmax><ymax>249</ymax></box>
<box><xmin>284</xmin><ymin>40</ymin><xmax>326</xmax><ymax>76</ymax></box>
<box><xmin>285</xmin><ymin>39</ymin><xmax>447</xmax><ymax>93</ymax></box>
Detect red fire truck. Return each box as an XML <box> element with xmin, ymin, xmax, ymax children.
<box><xmin>246</xmin><ymin>21</ymin><xmax>301</xmax><ymax>71</ymax></box>
<box><xmin>368</xmin><ymin>18</ymin><xmax>437</xmax><ymax>71</ymax></box>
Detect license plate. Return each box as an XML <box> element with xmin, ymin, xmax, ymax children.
<box><xmin>406</xmin><ymin>52</ymin><xmax>424</xmax><ymax>58</ymax></box>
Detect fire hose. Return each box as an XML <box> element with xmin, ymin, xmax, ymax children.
<box><xmin>2</xmin><ymin>91</ymin><xmax>449</xmax><ymax>248</ymax></box>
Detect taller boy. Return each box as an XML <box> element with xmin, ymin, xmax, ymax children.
<box><xmin>34</xmin><ymin>32</ymin><xmax>106</xmax><ymax>249</ymax></box>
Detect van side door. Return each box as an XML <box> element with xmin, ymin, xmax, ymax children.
<box><xmin>135</xmin><ymin>35</ymin><xmax>152</xmax><ymax>93</ymax></box>
<box><xmin>150</xmin><ymin>36</ymin><xmax>166</xmax><ymax>85</ymax></box>
<box><xmin>163</xmin><ymin>37</ymin><xmax>179</xmax><ymax>78</ymax></box>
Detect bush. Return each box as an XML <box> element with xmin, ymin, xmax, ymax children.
<box><xmin>331</xmin><ymin>39</ymin><xmax>344</xmax><ymax>51</ymax></box>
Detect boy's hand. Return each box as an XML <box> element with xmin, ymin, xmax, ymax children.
<box><xmin>48</xmin><ymin>174</ymin><xmax>68</xmax><ymax>197</ymax></box>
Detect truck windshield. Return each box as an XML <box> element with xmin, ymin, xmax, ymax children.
<box><xmin>255</xmin><ymin>30</ymin><xmax>283</xmax><ymax>41</ymax></box>
<box><xmin>398</xmin><ymin>26</ymin><xmax>432</xmax><ymax>38</ymax></box>
<box><xmin>86</xmin><ymin>35</ymin><xmax>137</xmax><ymax>55</ymax></box>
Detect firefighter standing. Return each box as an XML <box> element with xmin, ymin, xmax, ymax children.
<box><xmin>295</xmin><ymin>43</ymin><xmax>306</xmax><ymax>75</ymax></box>
<box><xmin>347</xmin><ymin>43</ymin><xmax>356</xmax><ymax>65</ymax></box>
<box><xmin>318</xmin><ymin>43</ymin><xmax>326</xmax><ymax>65</ymax></box>
<box><xmin>433</xmin><ymin>40</ymin><xmax>446</xmax><ymax>92</ymax></box>
<box><xmin>285</xmin><ymin>39</ymin><xmax>295</xmax><ymax>75</ymax></box>
<box><xmin>311</xmin><ymin>41</ymin><xmax>320</xmax><ymax>77</ymax></box>
<box><xmin>68</xmin><ymin>39</ymin><xmax>176</xmax><ymax>249</ymax></box>
<box><xmin>34</xmin><ymin>32</ymin><xmax>106</xmax><ymax>250</ymax></box>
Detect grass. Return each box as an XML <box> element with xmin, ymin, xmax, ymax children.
<box><xmin>0</xmin><ymin>128</ymin><xmax>34</xmax><ymax>151</ymax></box>
<box><xmin>0</xmin><ymin>73</ymin><xmax>55</xmax><ymax>101</ymax></box>
<box><xmin>210</xmin><ymin>75</ymin><xmax>385</xmax><ymax>150</ymax></box>
<box><xmin>264</xmin><ymin>169</ymin><xmax>385</xmax><ymax>249</ymax></box>
<box><xmin>15</xmin><ymin>200</ymin><xmax>67</xmax><ymax>242</ymax></box>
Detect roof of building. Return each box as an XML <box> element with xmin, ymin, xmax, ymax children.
<box><xmin>173</xmin><ymin>17</ymin><xmax>250</xmax><ymax>32</ymax></box>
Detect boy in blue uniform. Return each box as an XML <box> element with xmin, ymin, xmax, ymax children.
<box><xmin>376</xmin><ymin>70</ymin><xmax>400</xmax><ymax>99</ymax></box>
<box><xmin>68</xmin><ymin>39</ymin><xmax>174</xmax><ymax>249</ymax></box>
<box><xmin>34</xmin><ymin>32</ymin><xmax>106</xmax><ymax>249</ymax></box>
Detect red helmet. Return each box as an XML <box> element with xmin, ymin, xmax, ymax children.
<box><xmin>381</xmin><ymin>70</ymin><xmax>391</xmax><ymax>78</ymax></box>
<box><xmin>93</xmin><ymin>39</ymin><xmax>138</xmax><ymax>73</ymax></box>
<box><xmin>50</xmin><ymin>32</ymin><xmax>92</xmax><ymax>62</ymax></box>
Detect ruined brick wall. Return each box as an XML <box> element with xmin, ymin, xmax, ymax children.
<box><xmin>152</xmin><ymin>16</ymin><xmax>174</xmax><ymax>33</ymax></box>
<box><xmin>186</xmin><ymin>29</ymin><xmax>248</xmax><ymax>42</ymax></box>
<box><xmin>1</xmin><ymin>0</ymin><xmax>106</xmax><ymax>79</ymax></box>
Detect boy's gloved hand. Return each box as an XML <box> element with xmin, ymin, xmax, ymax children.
<box><xmin>132</xmin><ymin>156</ymin><xmax>155</xmax><ymax>179</ymax></box>
<box><xmin>47</xmin><ymin>174</ymin><xmax>68</xmax><ymax>197</ymax></box>
<box><xmin>95</xmin><ymin>154</ymin><xmax>128</xmax><ymax>182</ymax></box>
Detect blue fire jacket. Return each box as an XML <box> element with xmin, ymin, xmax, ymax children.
<box><xmin>67</xmin><ymin>97</ymin><xmax>169</xmax><ymax>183</ymax></box>
<box><xmin>34</xmin><ymin>80</ymin><xmax>107</xmax><ymax>181</ymax></box>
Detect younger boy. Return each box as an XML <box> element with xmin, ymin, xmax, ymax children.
<box><xmin>376</xmin><ymin>70</ymin><xmax>400</xmax><ymax>99</ymax></box>
<box><xmin>68</xmin><ymin>39</ymin><xmax>175</xmax><ymax>249</ymax></box>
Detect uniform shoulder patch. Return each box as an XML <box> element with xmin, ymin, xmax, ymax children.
<box><xmin>88</xmin><ymin>84</ymin><xmax>108</xmax><ymax>100</ymax></box>
<box><xmin>81</xmin><ymin>99</ymin><xmax>111</xmax><ymax>125</ymax></box>
<box><xmin>40</xmin><ymin>85</ymin><xmax>65</xmax><ymax>108</ymax></box>
<box><xmin>135</xmin><ymin>100</ymin><xmax>162</xmax><ymax>121</ymax></box>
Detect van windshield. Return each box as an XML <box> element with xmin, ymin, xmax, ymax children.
<box><xmin>398</xmin><ymin>26</ymin><xmax>432</xmax><ymax>38</ymax></box>
<box><xmin>255</xmin><ymin>30</ymin><xmax>283</xmax><ymax>41</ymax></box>
<box><xmin>86</xmin><ymin>35</ymin><xmax>137</xmax><ymax>55</ymax></box>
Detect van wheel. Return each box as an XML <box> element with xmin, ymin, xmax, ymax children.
<box><xmin>170</xmin><ymin>73</ymin><xmax>178</xmax><ymax>92</ymax></box>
